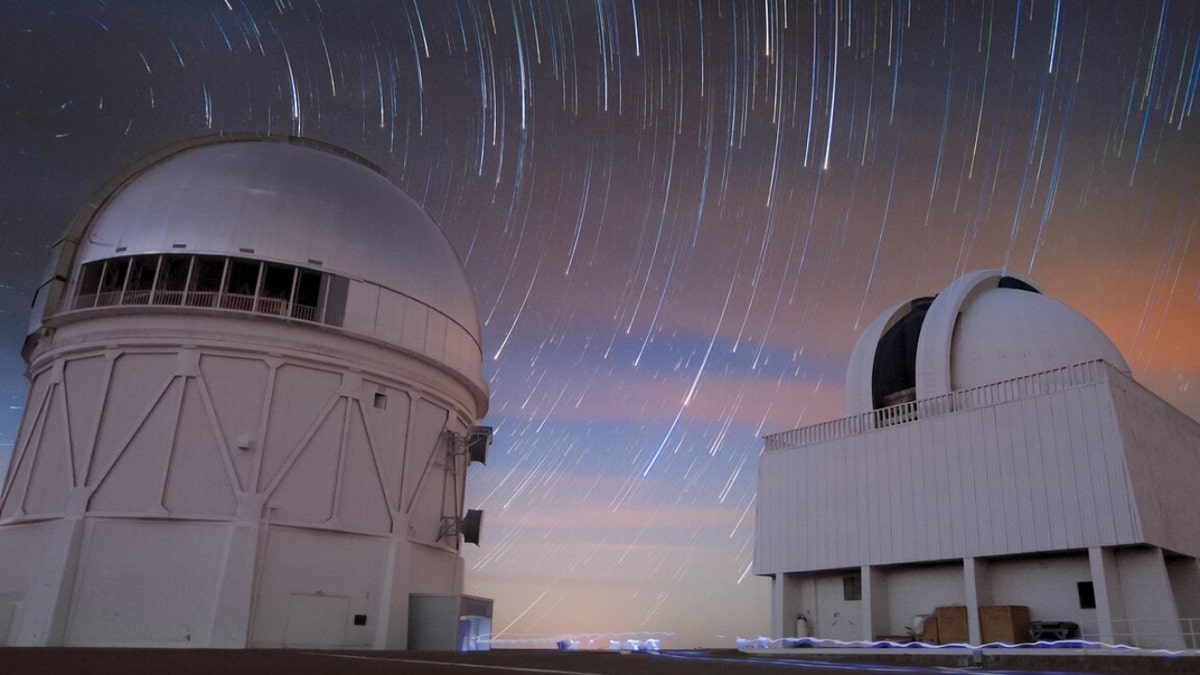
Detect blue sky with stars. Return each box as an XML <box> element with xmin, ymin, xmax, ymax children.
<box><xmin>2</xmin><ymin>1</ymin><xmax>1198</xmax><ymax>648</ymax></box>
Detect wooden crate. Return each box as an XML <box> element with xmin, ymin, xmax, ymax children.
<box><xmin>980</xmin><ymin>605</ymin><xmax>1031</xmax><ymax>643</ymax></box>
<box><xmin>933</xmin><ymin>606</ymin><xmax>969</xmax><ymax>644</ymax></box>
<box><xmin>917</xmin><ymin>616</ymin><xmax>938</xmax><ymax>643</ymax></box>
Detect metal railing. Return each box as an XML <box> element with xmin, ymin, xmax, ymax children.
<box><xmin>1104</xmin><ymin>617</ymin><xmax>1200</xmax><ymax>650</ymax></box>
<box><xmin>1070</xmin><ymin>617</ymin><xmax>1200</xmax><ymax>649</ymax></box>
<box><xmin>73</xmin><ymin>290</ymin><xmax>333</xmax><ymax>327</ymax></box>
<box><xmin>764</xmin><ymin>360</ymin><xmax>1119</xmax><ymax>452</ymax></box>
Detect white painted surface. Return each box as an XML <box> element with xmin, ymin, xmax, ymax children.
<box><xmin>757</xmin><ymin>368</ymin><xmax>1141</xmax><ymax>574</ymax></box>
<box><xmin>1168</xmin><ymin>559</ymin><xmax>1200</xmax><ymax>622</ymax></box>
<box><xmin>914</xmin><ymin>270</ymin><xmax>1037</xmax><ymax>400</ymax></box>
<box><xmin>863</xmin><ymin>566</ymin><xmax>890</xmax><ymax>641</ymax></box>
<box><xmin>64</xmin><ymin>519</ymin><xmax>227</xmax><ymax>646</ymax></box>
<box><xmin>813</xmin><ymin>573</ymin><xmax>861</xmax><ymax>641</ymax></box>
<box><xmin>73</xmin><ymin>141</ymin><xmax>481</xmax><ymax>342</ymax></box>
<box><xmin>408</xmin><ymin>594</ymin><xmax>461</xmax><ymax>650</ymax></box>
<box><xmin>0</xmin><ymin>325</ymin><xmax>476</xmax><ymax>647</ymax></box>
<box><xmin>776</xmin><ymin>574</ymin><xmax>811</xmax><ymax>638</ymax></box>
<box><xmin>882</xmin><ymin>563</ymin><xmax>963</xmax><ymax>637</ymax></box>
<box><xmin>1109</xmin><ymin>377</ymin><xmax>1200</xmax><ymax>559</ymax></box>
<box><xmin>249</xmin><ymin>527</ymin><xmax>387</xmax><ymax>648</ymax></box>
<box><xmin>845</xmin><ymin>270</ymin><xmax>1133</xmax><ymax>414</ymax></box>
<box><xmin>1115</xmin><ymin>547</ymin><xmax>1185</xmax><ymax>649</ymax></box>
<box><xmin>0</xmin><ymin>139</ymin><xmax>490</xmax><ymax>649</ymax></box>
<box><xmin>759</xmin><ymin>355</ymin><xmax>1200</xmax><ymax>648</ymax></box>
<box><xmin>844</xmin><ymin>300</ymin><xmax>910</xmax><ymax>415</ymax></box>
<box><xmin>282</xmin><ymin>594</ymin><xmax>349</xmax><ymax>647</ymax></box>
<box><xmin>987</xmin><ymin>553</ymin><xmax>1091</xmax><ymax>628</ymax></box>
<box><xmin>948</xmin><ymin>289</ymin><xmax>1129</xmax><ymax>391</ymax></box>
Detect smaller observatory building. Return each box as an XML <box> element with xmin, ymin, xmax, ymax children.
<box><xmin>755</xmin><ymin>270</ymin><xmax>1200</xmax><ymax>649</ymax></box>
<box><xmin>0</xmin><ymin>136</ymin><xmax>492</xmax><ymax>649</ymax></box>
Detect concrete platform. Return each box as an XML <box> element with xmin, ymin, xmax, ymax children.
<box><xmin>2</xmin><ymin>647</ymin><xmax>1199</xmax><ymax>674</ymax></box>
<box><xmin>741</xmin><ymin>646</ymin><xmax>1200</xmax><ymax>673</ymax></box>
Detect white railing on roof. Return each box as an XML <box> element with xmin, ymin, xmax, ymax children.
<box><xmin>764</xmin><ymin>360</ymin><xmax>1119</xmax><ymax>452</ymax></box>
<box><xmin>72</xmin><ymin>290</ymin><xmax>333</xmax><ymax>326</ymax></box>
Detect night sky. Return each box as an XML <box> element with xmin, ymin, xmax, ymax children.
<box><xmin>2</xmin><ymin>1</ymin><xmax>1198</xmax><ymax>648</ymax></box>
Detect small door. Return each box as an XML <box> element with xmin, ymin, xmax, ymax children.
<box><xmin>282</xmin><ymin>593</ymin><xmax>348</xmax><ymax>647</ymax></box>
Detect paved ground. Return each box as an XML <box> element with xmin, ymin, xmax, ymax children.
<box><xmin>3</xmin><ymin>648</ymin><xmax>1199</xmax><ymax>674</ymax></box>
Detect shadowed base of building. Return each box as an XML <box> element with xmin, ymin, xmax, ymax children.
<box><xmin>2</xmin><ymin>647</ymin><xmax>1200</xmax><ymax>675</ymax></box>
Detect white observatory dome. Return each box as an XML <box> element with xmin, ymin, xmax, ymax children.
<box><xmin>52</xmin><ymin>137</ymin><xmax>487</xmax><ymax>409</ymax></box>
<box><xmin>77</xmin><ymin>138</ymin><xmax>480</xmax><ymax>344</ymax></box>
<box><xmin>846</xmin><ymin>269</ymin><xmax>1129</xmax><ymax>415</ymax></box>
<box><xmin>947</xmin><ymin>287</ymin><xmax>1129</xmax><ymax>391</ymax></box>
<box><xmin>3</xmin><ymin>136</ymin><xmax>492</xmax><ymax>649</ymax></box>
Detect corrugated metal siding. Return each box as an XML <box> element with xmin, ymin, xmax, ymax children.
<box><xmin>755</xmin><ymin>377</ymin><xmax>1143</xmax><ymax>575</ymax></box>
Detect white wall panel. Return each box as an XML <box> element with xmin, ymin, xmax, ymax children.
<box><xmin>259</xmin><ymin>364</ymin><xmax>341</xmax><ymax>491</ymax></box>
<box><xmin>374</xmin><ymin>288</ymin><xmax>406</xmax><ymax>341</ymax></box>
<box><xmin>424</xmin><ymin>312</ymin><xmax>447</xmax><ymax>363</ymax></box>
<box><xmin>409</xmin><ymin>544</ymin><xmax>461</xmax><ymax>595</ymax></box>
<box><xmin>198</xmin><ymin>354</ymin><xmax>268</xmax><ymax>492</ymax></box>
<box><xmin>814</xmin><ymin>573</ymin><xmax>860</xmax><ymax>640</ymax></box>
<box><xmin>65</xmin><ymin>519</ymin><xmax>227</xmax><ymax>646</ymax></box>
<box><xmin>0</xmin><ymin>521</ymin><xmax>62</xmax><ymax>614</ymax></box>
<box><xmin>1</xmin><ymin>372</ymin><xmax>51</xmax><ymax>518</ymax></box>
<box><xmin>756</xmin><ymin>379</ymin><xmax>1144</xmax><ymax>574</ymax></box>
<box><xmin>343</xmin><ymin>281</ymin><xmax>379</xmax><ymax>337</ymax></box>
<box><xmin>402</xmin><ymin>303</ymin><xmax>429</xmax><ymax>354</ymax></box>
<box><xmin>270</xmin><ymin>399</ymin><xmax>344</xmax><ymax>524</ymax></box>
<box><xmin>404</xmin><ymin>399</ymin><xmax>450</xmax><ymax>544</ymax></box>
<box><xmin>62</xmin><ymin>356</ymin><xmax>107</xmax><ymax>487</ymax></box>
<box><xmin>1115</xmin><ymin>547</ymin><xmax>1185</xmax><ymax>649</ymax></box>
<box><xmin>248</xmin><ymin>528</ymin><xmax>387</xmax><ymax>648</ymax></box>
<box><xmin>162</xmin><ymin>378</ymin><xmax>237</xmax><ymax>516</ymax></box>
<box><xmin>1110</xmin><ymin>377</ymin><xmax>1200</xmax><ymax>559</ymax></box>
<box><xmin>337</xmin><ymin>400</ymin><xmax>392</xmax><ymax>533</ymax></box>
<box><xmin>90</xmin><ymin>377</ymin><xmax>182</xmax><ymax>513</ymax></box>
<box><xmin>883</xmin><ymin>563</ymin><xmax>963</xmax><ymax>636</ymax></box>
<box><xmin>88</xmin><ymin>353</ymin><xmax>174</xmax><ymax>487</ymax></box>
<box><xmin>21</xmin><ymin>383</ymin><xmax>70</xmax><ymax>516</ymax></box>
<box><xmin>1166</xmin><ymin>558</ymin><xmax>1200</xmax><ymax>620</ymax></box>
<box><xmin>363</xmin><ymin>386</ymin><xmax>410</xmax><ymax>513</ymax></box>
<box><xmin>988</xmin><ymin>554</ymin><xmax>1091</xmax><ymax>627</ymax></box>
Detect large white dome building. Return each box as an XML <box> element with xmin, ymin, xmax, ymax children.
<box><xmin>0</xmin><ymin>136</ymin><xmax>492</xmax><ymax>649</ymax></box>
<box><xmin>755</xmin><ymin>270</ymin><xmax>1200</xmax><ymax>649</ymax></box>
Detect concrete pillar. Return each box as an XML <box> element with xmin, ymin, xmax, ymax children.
<box><xmin>1166</xmin><ymin>557</ymin><xmax>1200</xmax><ymax>648</ymax></box>
<box><xmin>770</xmin><ymin>574</ymin><xmax>784</xmax><ymax>639</ymax></box>
<box><xmin>861</xmin><ymin>565</ymin><xmax>890</xmax><ymax>641</ymax></box>
<box><xmin>1116</xmin><ymin>547</ymin><xmax>1185</xmax><ymax>649</ymax></box>
<box><xmin>771</xmin><ymin>573</ymin><xmax>816</xmax><ymax>640</ymax></box>
<box><xmin>208</xmin><ymin>521</ymin><xmax>261</xmax><ymax>647</ymax></box>
<box><xmin>963</xmin><ymin>557</ymin><xmax>991</xmax><ymax>645</ymax></box>
<box><xmin>1089</xmin><ymin>546</ymin><xmax>1122</xmax><ymax>644</ymax></box>
<box><xmin>381</xmin><ymin>537</ymin><xmax>412</xmax><ymax>649</ymax></box>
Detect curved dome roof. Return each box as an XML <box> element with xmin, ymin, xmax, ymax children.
<box><xmin>74</xmin><ymin>138</ymin><xmax>480</xmax><ymax>342</ymax></box>
<box><xmin>846</xmin><ymin>269</ymin><xmax>1129</xmax><ymax>415</ymax></box>
<box><xmin>948</xmin><ymin>287</ymin><xmax>1129</xmax><ymax>391</ymax></box>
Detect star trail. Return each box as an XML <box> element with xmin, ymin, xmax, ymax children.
<box><xmin>2</xmin><ymin>0</ymin><xmax>1198</xmax><ymax>648</ymax></box>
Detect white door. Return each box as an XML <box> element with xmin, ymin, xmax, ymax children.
<box><xmin>282</xmin><ymin>593</ymin><xmax>348</xmax><ymax>647</ymax></box>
